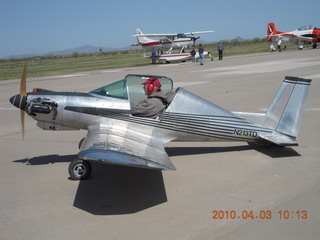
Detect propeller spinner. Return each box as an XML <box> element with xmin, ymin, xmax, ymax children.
<box><xmin>9</xmin><ymin>63</ymin><xmax>28</xmax><ymax>139</ymax></box>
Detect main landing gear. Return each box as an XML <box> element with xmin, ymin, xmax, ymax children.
<box><xmin>68</xmin><ymin>137</ymin><xmax>91</xmax><ymax>180</ymax></box>
<box><xmin>68</xmin><ymin>158</ymin><xmax>92</xmax><ymax>180</ymax></box>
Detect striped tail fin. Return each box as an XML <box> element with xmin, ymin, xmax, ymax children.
<box><xmin>259</xmin><ymin>76</ymin><xmax>311</xmax><ymax>146</ymax></box>
<box><xmin>267</xmin><ymin>23</ymin><xmax>282</xmax><ymax>42</ymax></box>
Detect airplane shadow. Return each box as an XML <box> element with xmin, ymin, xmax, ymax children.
<box><xmin>73</xmin><ymin>144</ymin><xmax>300</xmax><ymax>215</ymax></box>
<box><xmin>13</xmin><ymin>154</ymin><xmax>77</xmax><ymax>165</ymax></box>
<box><xmin>73</xmin><ymin>162</ymin><xmax>167</xmax><ymax>215</ymax></box>
<box><xmin>13</xmin><ymin>155</ymin><xmax>167</xmax><ymax>215</ymax></box>
<box><xmin>12</xmin><ymin>144</ymin><xmax>300</xmax><ymax>215</ymax></box>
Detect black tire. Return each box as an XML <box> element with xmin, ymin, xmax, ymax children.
<box><xmin>68</xmin><ymin>159</ymin><xmax>92</xmax><ymax>180</ymax></box>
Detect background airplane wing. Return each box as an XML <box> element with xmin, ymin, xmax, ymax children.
<box><xmin>133</xmin><ymin>30</ymin><xmax>213</xmax><ymax>37</ymax></box>
<box><xmin>133</xmin><ymin>33</ymin><xmax>177</xmax><ymax>37</ymax></box>
<box><xmin>184</xmin><ymin>30</ymin><xmax>214</xmax><ymax>35</ymax></box>
<box><xmin>78</xmin><ymin>125</ymin><xmax>176</xmax><ymax>170</ymax></box>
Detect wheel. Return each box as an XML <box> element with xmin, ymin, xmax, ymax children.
<box><xmin>68</xmin><ymin>159</ymin><xmax>92</xmax><ymax>180</ymax></box>
<box><xmin>78</xmin><ymin>137</ymin><xmax>86</xmax><ymax>149</ymax></box>
<box><xmin>312</xmin><ymin>43</ymin><xmax>317</xmax><ymax>49</ymax></box>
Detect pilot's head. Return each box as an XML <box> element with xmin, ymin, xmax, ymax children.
<box><xmin>141</xmin><ymin>77</ymin><xmax>161</xmax><ymax>95</ymax></box>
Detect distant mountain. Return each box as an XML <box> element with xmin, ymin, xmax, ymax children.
<box><xmin>49</xmin><ymin>45</ymin><xmax>102</xmax><ymax>56</ymax></box>
<box><xmin>2</xmin><ymin>45</ymin><xmax>138</xmax><ymax>59</ymax></box>
<box><xmin>48</xmin><ymin>45</ymin><xmax>137</xmax><ymax>56</ymax></box>
<box><xmin>234</xmin><ymin>36</ymin><xmax>248</xmax><ymax>42</ymax></box>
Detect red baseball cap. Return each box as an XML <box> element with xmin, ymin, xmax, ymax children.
<box><xmin>141</xmin><ymin>77</ymin><xmax>161</xmax><ymax>87</ymax></box>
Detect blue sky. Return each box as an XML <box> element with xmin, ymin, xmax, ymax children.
<box><xmin>1</xmin><ymin>0</ymin><xmax>319</xmax><ymax>58</ymax></box>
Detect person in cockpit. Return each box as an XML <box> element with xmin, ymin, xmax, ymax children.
<box><xmin>131</xmin><ymin>77</ymin><xmax>173</xmax><ymax>119</ymax></box>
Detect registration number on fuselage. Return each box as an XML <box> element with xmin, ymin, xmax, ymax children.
<box><xmin>234</xmin><ymin>129</ymin><xmax>258</xmax><ymax>137</ymax></box>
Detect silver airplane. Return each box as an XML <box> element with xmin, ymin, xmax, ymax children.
<box><xmin>10</xmin><ymin>64</ymin><xmax>312</xmax><ymax>180</ymax></box>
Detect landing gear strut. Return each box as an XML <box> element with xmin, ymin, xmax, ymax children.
<box><xmin>68</xmin><ymin>158</ymin><xmax>92</xmax><ymax>180</ymax></box>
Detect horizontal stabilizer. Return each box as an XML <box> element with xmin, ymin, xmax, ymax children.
<box><xmin>258</xmin><ymin>132</ymin><xmax>298</xmax><ymax>146</ymax></box>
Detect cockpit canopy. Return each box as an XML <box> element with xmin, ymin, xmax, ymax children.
<box><xmin>297</xmin><ymin>25</ymin><xmax>319</xmax><ymax>31</ymax></box>
<box><xmin>90</xmin><ymin>74</ymin><xmax>173</xmax><ymax>105</ymax></box>
<box><xmin>177</xmin><ymin>33</ymin><xmax>189</xmax><ymax>38</ymax></box>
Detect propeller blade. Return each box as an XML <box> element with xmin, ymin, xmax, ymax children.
<box><xmin>20</xmin><ymin>63</ymin><xmax>27</xmax><ymax>97</ymax></box>
<box><xmin>192</xmin><ymin>37</ymin><xmax>200</xmax><ymax>47</ymax></box>
<box><xmin>20</xmin><ymin>110</ymin><xmax>25</xmax><ymax>139</ymax></box>
<box><xmin>20</xmin><ymin>62</ymin><xmax>27</xmax><ymax>139</ymax></box>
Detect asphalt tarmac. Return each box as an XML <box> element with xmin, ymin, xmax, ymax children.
<box><xmin>1</xmin><ymin>49</ymin><xmax>320</xmax><ymax>240</ymax></box>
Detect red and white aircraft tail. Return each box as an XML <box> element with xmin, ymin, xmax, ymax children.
<box><xmin>267</xmin><ymin>23</ymin><xmax>283</xmax><ymax>41</ymax></box>
<box><xmin>135</xmin><ymin>28</ymin><xmax>154</xmax><ymax>45</ymax></box>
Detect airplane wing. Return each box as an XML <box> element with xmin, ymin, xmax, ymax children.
<box><xmin>184</xmin><ymin>30</ymin><xmax>214</xmax><ymax>35</ymax></box>
<box><xmin>133</xmin><ymin>33</ymin><xmax>177</xmax><ymax>37</ymax></box>
<box><xmin>78</xmin><ymin>125</ymin><xmax>176</xmax><ymax>170</ymax></box>
<box><xmin>133</xmin><ymin>30</ymin><xmax>213</xmax><ymax>37</ymax></box>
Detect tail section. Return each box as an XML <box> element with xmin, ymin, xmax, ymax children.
<box><xmin>267</xmin><ymin>23</ymin><xmax>282</xmax><ymax>41</ymax></box>
<box><xmin>260</xmin><ymin>76</ymin><xmax>311</xmax><ymax>145</ymax></box>
<box><xmin>135</xmin><ymin>28</ymin><xmax>152</xmax><ymax>44</ymax></box>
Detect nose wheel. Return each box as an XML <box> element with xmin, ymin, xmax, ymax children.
<box><xmin>68</xmin><ymin>158</ymin><xmax>92</xmax><ymax>180</ymax></box>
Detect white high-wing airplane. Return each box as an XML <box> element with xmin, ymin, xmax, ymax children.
<box><xmin>133</xmin><ymin>28</ymin><xmax>213</xmax><ymax>49</ymax></box>
<box><xmin>133</xmin><ymin>28</ymin><xmax>213</xmax><ymax>63</ymax></box>
<box><xmin>267</xmin><ymin>23</ymin><xmax>320</xmax><ymax>50</ymax></box>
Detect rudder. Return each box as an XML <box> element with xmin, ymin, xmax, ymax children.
<box><xmin>263</xmin><ymin>76</ymin><xmax>311</xmax><ymax>139</ymax></box>
<box><xmin>135</xmin><ymin>28</ymin><xmax>151</xmax><ymax>44</ymax></box>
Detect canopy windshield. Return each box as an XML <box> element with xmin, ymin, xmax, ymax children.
<box><xmin>125</xmin><ymin>74</ymin><xmax>173</xmax><ymax>105</ymax></box>
<box><xmin>90</xmin><ymin>74</ymin><xmax>173</xmax><ymax>105</ymax></box>
<box><xmin>297</xmin><ymin>25</ymin><xmax>317</xmax><ymax>30</ymax></box>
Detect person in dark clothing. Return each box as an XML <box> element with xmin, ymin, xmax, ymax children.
<box><xmin>217</xmin><ymin>42</ymin><xmax>224</xmax><ymax>60</ymax></box>
<box><xmin>190</xmin><ymin>48</ymin><xmax>196</xmax><ymax>62</ymax></box>
<box><xmin>131</xmin><ymin>77</ymin><xmax>170</xmax><ymax>119</ymax></box>
<box><xmin>151</xmin><ymin>48</ymin><xmax>157</xmax><ymax>64</ymax></box>
<box><xmin>198</xmin><ymin>44</ymin><xmax>204</xmax><ymax>65</ymax></box>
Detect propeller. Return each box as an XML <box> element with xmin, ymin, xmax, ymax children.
<box><xmin>191</xmin><ymin>35</ymin><xmax>200</xmax><ymax>47</ymax></box>
<box><xmin>20</xmin><ymin>63</ymin><xmax>27</xmax><ymax>139</ymax></box>
<box><xmin>9</xmin><ymin>62</ymin><xmax>28</xmax><ymax>139</ymax></box>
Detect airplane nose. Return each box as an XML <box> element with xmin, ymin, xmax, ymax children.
<box><xmin>9</xmin><ymin>94</ymin><xmax>27</xmax><ymax>110</ymax></box>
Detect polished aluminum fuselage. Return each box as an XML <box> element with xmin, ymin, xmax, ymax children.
<box><xmin>26</xmin><ymin>89</ymin><xmax>266</xmax><ymax>145</ymax></box>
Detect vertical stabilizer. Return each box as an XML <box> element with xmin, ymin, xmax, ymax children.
<box><xmin>135</xmin><ymin>28</ymin><xmax>152</xmax><ymax>44</ymax></box>
<box><xmin>263</xmin><ymin>76</ymin><xmax>311</xmax><ymax>139</ymax></box>
<box><xmin>267</xmin><ymin>23</ymin><xmax>282</xmax><ymax>41</ymax></box>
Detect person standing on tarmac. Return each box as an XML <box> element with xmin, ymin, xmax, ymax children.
<box><xmin>198</xmin><ymin>44</ymin><xmax>204</xmax><ymax>65</ymax></box>
<box><xmin>217</xmin><ymin>42</ymin><xmax>224</xmax><ymax>60</ymax></box>
<box><xmin>151</xmin><ymin>48</ymin><xmax>157</xmax><ymax>64</ymax></box>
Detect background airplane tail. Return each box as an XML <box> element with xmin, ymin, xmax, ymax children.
<box><xmin>267</xmin><ymin>23</ymin><xmax>281</xmax><ymax>41</ymax></box>
<box><xmin>135</xmin><ymin>28</ymin><xmax>152</xmax><ymax>44</ymax></box>
<box><xmin>259</xmin><ymin>76</ymin><xmax>311</xmax><ymax>145</ymax></box>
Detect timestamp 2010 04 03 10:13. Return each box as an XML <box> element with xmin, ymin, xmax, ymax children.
<box><xmin>212</xmin><ymin>210</ymin><xmax>308</xmax><ymax>220</ymax></box>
